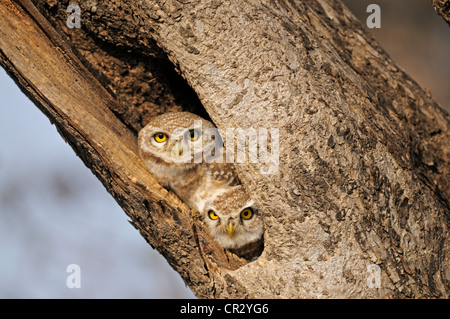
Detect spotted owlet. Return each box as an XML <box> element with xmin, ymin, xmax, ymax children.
<box><xmin>138</xmin><ymin>112</ymin><xmax>239</xmax><ymax>214</ymax></box>
<box><xmin>203</xmin><ymin>185</ymin><xmax>264</xmax><ymax>260</ymax></box>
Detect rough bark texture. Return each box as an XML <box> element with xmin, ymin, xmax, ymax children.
<box><xmin>432</xmin><ymin>0</ymin><xmax>450</xmax><ymax>25</ymax></box>
<box><xmin>1</xmin><ymin>0</ymin><xmax>449</xmax><ymax>298</ymax></box>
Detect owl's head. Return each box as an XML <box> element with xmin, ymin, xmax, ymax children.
<box><xmin>204</xmin><ymin>186</ymin><xmax>264</xmax><ymax>251</ymax></box>
<box><xmin>138</xmin><ymin>112</ymin><xmax>220</xmax><ymax>179</ymax></box>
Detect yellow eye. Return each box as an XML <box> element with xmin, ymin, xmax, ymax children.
<box><xmin>208</xmin><ymin>210</ymin><xmax>219</xmax><ymax>220</ymax></box>
<box><xmin>154</xmin><ymin>132</ymin><xmax>168</xmax><ymax>143</ymax></box>
<box><xmin>186</xmin><ymin>129</ymin><xmax>200</xmax><ymax>141</ymax></box>
<box><xmin>240</xmin><ymin>208</ymin><xmax>253</xmax><ymax>220</ymax></box>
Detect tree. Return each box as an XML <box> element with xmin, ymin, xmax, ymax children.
<box><xmin>0</xmin><ymin>0</ymin><xmax>448</xmax><ymax>298</ymax></box>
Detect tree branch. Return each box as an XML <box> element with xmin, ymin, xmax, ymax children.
<box><xmin>0</xmin><ymin>0</ymin><xmax>246</xmax><ymax>299</ymax></box>
<box><xmin>431</xmin><ymin>0</ymin><xmax>450</xmax><ymax>25</ymax></box>
<box><xmin>1</xmin><ymin>0</ymin><xmax>449</xmax><ymax>298</ymax></box>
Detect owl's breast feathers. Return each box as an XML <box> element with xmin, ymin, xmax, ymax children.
<box><xmin>186</xmin><ymin>164</ymin><xmax>239</xmax><ymax>213</ymax></box>
<box><xmin>208</xmin><ymin>162</ymin><xmax>241</xmax><ymax>186</ymax></box>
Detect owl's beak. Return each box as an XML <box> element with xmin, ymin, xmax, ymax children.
<box><xmin>173</xmin><ymin>142</ymin><xmax>183</xmax><ymax>157</ymax></box>
<box><xmin>226</xmin><ymin>222</ymin><xmax>235</xmax><ymax>238</ymax></box>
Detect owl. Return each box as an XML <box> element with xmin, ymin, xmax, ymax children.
<box><xmin>138</xmin><ymin>112</ymin><xmax>240</xmax><ymax>214</ymax></box>
<box><xmin>203</xmin><ymin>185</ymin><xmax>264</xmax><ymax>260</ymax></box>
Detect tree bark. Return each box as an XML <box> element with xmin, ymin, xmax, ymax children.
<box><xmin>431</xmin><ymin>0</ymin><xmax>450</xmax><ymax>25</ymax></box>
<box><xmin>1</xmin><ymin>0</ymin><xmax>448</xmax><ymax>298</ymax></box>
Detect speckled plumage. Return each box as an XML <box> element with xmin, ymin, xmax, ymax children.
<box><xmin>203</xmin><ymin>185</ymin><xmax>264</xmax><ymax>259</ymax></box>
<box><xmin>138</xmin><ymin>112</ymin><xmax>239</xmax><ymax>213</ymax></box>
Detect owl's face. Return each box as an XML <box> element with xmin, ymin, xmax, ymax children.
<box><xmin>138</xmin><ymin>113</ymin><xmax>219</xmax><ymax>178</ymax></box>
<box><xmin>203</xmin><ymin>186</ymin><xmax>264</xmax><ymax>250</ymax></box>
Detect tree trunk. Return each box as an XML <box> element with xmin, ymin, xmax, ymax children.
<box><xmin>1</xmin><ymin>0</ymin><xmax>448</xmax><ymax>298</ymax></box>
<box><xmin>432</xmin><ymin>0</ymin><xmax>450</xmax><ymax>25</ymax></box>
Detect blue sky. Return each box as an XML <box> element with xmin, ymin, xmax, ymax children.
<box><xmin>0</xmin><ymin>68</ymin><xmax>195</xmax><ymax>298</ymax></box>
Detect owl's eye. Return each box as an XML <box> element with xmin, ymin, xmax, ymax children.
<box><xmin>208</xmin><ymin>210</ymin><xmax>219</xmax><ymax>220</ymax></box>
<box><xmin>154</xmin><ymin>132</ymin><xmax>168</xmax><ymax>143</ymax></box>
<box><xmin>240</xmin><ymin>208</ymin><xmax>254</xmax><ymax>220</ymax></box>
<box><xmin>186</xmin><ymin>129</ymin><xmax>200</xmax><ymax>141</ymax></box>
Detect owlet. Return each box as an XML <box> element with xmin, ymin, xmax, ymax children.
<box><xmin>138</xmin><ymin>112</ymin><xmax>239</xmax><ymax>214</ymax></box>
<box><xmin>204</xmin><ymin>185</ymin><xmax>264</xmax><ymax>260</ymax></box>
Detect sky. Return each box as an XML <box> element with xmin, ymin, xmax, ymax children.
<box><xmin>343</xmin><ymin>0</ymin><xmax>450</xmax><ymax>112</ymax></box>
